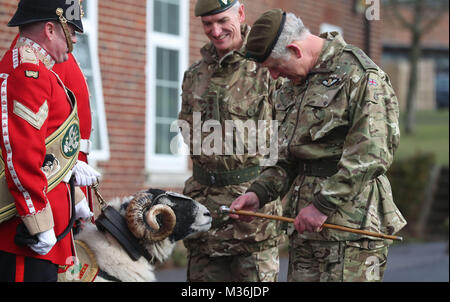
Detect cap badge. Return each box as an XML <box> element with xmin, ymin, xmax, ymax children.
<box><xmin>56</xmin><ymin>8</ymin><xmax>64</xmax><ymax>18</ymax></box>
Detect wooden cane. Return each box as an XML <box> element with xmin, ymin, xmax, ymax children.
<box><xmin>219</xmin><ymin>206</ymin><xmax>403</xmax><ymax>241</ymax></box>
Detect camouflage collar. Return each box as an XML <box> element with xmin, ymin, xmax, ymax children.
<box><xmin>201</xmin><ymin>24</ymin><xmax>250</xmax><ymax>65</ymax></box>
<box><xmin>310</xmin><ymin>32</ymin><xmax>347</xmax><ymax>74</ymax></box>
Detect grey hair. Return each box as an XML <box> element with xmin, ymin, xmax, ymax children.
<box><xmin>270</xmin><ymin>13</ymin><xmax>310</xmax><ymax>60</ymax></box>
<box><xmin>230</xmin><ymin>0</ymin><xmax>241</xmax><ymax>15</ymax></box>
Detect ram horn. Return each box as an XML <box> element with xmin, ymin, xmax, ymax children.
<box><xmin>145</xmin><ymin>204</ymin><xmax>176</xmax><ymax>241</ymax></box>
<box><xmin>126</xmin><ymin>192</ymin><xmax>176</xmax><ymax>242</ymax></box>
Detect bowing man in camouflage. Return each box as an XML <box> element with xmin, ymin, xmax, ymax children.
<box><xmin>178</xmin><ymin>0</ymin><xmax>284</xmax><ymax>282</ymax></box>
<box><xmin>230</xmin><ymin>9</ymin><xmax>407</xmax><ymax>282</ymax></box>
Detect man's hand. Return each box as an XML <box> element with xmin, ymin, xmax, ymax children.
<box><xmin>229</xmin><ymin>192</ymin><xmax>260</xmax><ymax>223</ymax></box>
<box><xmin>72</xmin><ymin>161</ymin><xmax>101</xmax><ymax>186</ymax></box>
<box><xmin>74</xmin><ymin>197</ymin><xmax>93</xmax><ymax>221</ymax></box>
<box><xmin>294</xmin><ymin>204</ymin><xmax>328</xmax><ymax>234</ymax></box>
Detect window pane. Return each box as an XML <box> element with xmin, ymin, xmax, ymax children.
<box><xmin>86</xmin><ymin>76</ymin><xmax>102</xmax><ymax>150</ymax></box>
<box><xmin>156</xmin><ymin>86</ymin><xmax>179</xmax><ymax>119</ymax></box>
<box><xmin>153</xmin><ymin>0</ymin><xmax>179</xmax><ymax>35</ymax></box>
<box><xmin>155</xmin><ymin>47</ymin><xmax>180</xmax><ymax>155</ymax></box>
<box><xmin>155</xmin><ymin>123</ymin><xmax>177</xmax><ymax>154</ymax></box>
<box><xmin>81</xmin><ymin>0</ymin><xmax>87</xmax><ymax>19</ymax></box>
<box><xmin>156</xmin><ymin>48</ymin><xmax>179</xmax><ymax>81</ymax></box>
<box><xmin>73</xmin><ymin>33</ymin><xmax>91</xmax><ymax>70</ymax></box>
<box><xmin>73</xmin><ymin>32</ymin><xmax>103</xmax><ymax>152</ymax></box>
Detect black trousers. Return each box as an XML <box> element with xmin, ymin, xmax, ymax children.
<box><xmin>0</xmin><ymin>250</ymin><xmax>58</xmax><ymax>282</ymax></box>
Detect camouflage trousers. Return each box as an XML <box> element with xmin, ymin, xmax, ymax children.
<box><xmin>288</xmin><ymin>236</ymin><xmax>389</xmax><ymax>282</ymax></box>
<box><xmin>187</xmin><ymin>246</ymin><xmax>279</xmax><ymax>282</ymax></box>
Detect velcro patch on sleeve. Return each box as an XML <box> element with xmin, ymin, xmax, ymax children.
<box><xmin>25</xmin><ymin>70</ymin><xmax>39</xmax><ymax>79</ymax></box>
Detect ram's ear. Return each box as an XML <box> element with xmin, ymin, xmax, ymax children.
<box><xmin>145</xmin><ymin>188</ymin><xmax>166</xmax><ymax>198</ymax></box>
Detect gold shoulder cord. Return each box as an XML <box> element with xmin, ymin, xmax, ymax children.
<box><xmin>56</xmin><ymin>8</ymin><xmax>73</xmax><ymax>53</ymax></box>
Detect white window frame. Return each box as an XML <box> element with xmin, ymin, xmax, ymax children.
<box><xmin>77</xmin><ymin>0</ymin><xmax>110</xmax><ymax>163</ymax></box>
<box><xmin>146</xmin><ymin>0</ymin><xmax>189</xmax><ymax>174</ymax></box>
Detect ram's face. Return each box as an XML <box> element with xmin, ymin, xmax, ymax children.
<box><xmin>158</xmin><ymin>193</ymin><xmax>212</xmax><ymax>242</ymax></box>
<box><xmin>124</xmin><ymin>189</ymin><xmax>212</xmax><ymax>243</ymax></box>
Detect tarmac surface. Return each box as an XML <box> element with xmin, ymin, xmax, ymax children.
<box><xmin>155</xmin><ymin>241</ymin><xmax>449</xmax><ymax>282</ymax></box>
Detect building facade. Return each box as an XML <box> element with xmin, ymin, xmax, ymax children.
<box><xmin>380</xmin><ymin>2</ymin><xmax>449</xmax><ymax>110</ymax></box>
<box><xmin>0</xmin><ymin>0</ymin><xmax>386</xmax><ymax>199</ymax></box>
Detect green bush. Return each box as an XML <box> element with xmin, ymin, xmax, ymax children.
<box><xmin>387</xmin><ymin>152</ymin><xmax>436</xmax><ymax>233</ymax></box>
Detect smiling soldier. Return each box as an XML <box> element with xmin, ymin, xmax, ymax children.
<box><xmin>178</xmin><ymin>0</ymin><xmax>284</xmax><ymax>282</ymax></box>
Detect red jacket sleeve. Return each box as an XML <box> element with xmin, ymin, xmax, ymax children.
<box><xmin>1</xmin><ymin>62</ymin><xmax>54</xmax><ymax>234</ymax></box>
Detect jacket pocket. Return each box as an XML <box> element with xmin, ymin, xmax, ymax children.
<box><xmin>228</xmin><ymin>94</ymin><xmax>265</xmax><ymax>118</ymax></box>
<box><xmin>274</xmin><ymin>92</ymin><xmax>297</xmax><ymax>123</ymax></box>
<box><xmin>303</xmin><ymin>82</ymin><xmax>349</xmax><ymax>141</ymax></box>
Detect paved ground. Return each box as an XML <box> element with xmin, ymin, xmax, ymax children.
<box><xmin>383</xmin><ymin>241</ymin><xmax>449</xmax><ymax>282</ymax></box>
<box><xmin>154</xmin><ymin>241</ymin><xmax>449</xmax><ymax>282</ymax></box>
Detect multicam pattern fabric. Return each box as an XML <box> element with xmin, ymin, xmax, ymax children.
<box><xmin>187</xmin><ymin>246</ymin><xmax>279</xmax><ymax>282</ymax></box>
<box><xmin>288</xmin><ymin>237</ymin><xmax>388</xmax><ymax>282</ymax></box>
<box><xmin>179</xmin><ymin>24</ymin><xmax>284</xmax><ymax>257</ymax></box>
<box><xmin>250</xmin><ymin>32</ymin><xmax>407</xmax><ymax>242</ymax></box>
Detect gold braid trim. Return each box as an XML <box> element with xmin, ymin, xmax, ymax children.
<box><xmin>56</xmin><ymin>8</ymin><xmax>73</xmax><ymax>53</ymax></box>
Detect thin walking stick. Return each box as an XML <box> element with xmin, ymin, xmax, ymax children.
<box><xmin>219</xmin><ymin>206</ymin><xmax>403</xmax><ymax>241</ymax></box>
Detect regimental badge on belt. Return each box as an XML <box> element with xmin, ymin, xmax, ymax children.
<box><xmin>62</xmin><ymin>124</ymin><xmax>80</xmax><ymax>158</ymax></box>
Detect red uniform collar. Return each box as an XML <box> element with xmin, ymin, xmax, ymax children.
<box><xmin>14</xmin><ymin>37</ymin><xmax>55</xmax><ymax>70</ymax></box>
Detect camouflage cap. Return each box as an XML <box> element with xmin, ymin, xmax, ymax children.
<box><xmin>195</xmin><ymin>0</ymin><xmax>238</xmax><ymax>17</ymax></box>
<box><xmin>246</xmin><ymin>8</ymin><xmax>286</xmax><ymax>63</ymax></box>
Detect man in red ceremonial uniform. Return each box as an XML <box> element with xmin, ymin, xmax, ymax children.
<box><xmin>54</xmin><ymin>53</ymin><xmax>97</xmax><ymax>219</ymax></box>
<box><xmin>54</xmin><ymin>54</ymin><xmax>92</xmax><ymax>166</ymax></box>
<box><xmin>7</xmin><ymin>38</ymin><xmax>96</xmax><ymax>221</ymax></box>
<box><xmin>0</xmin><ymin>0</ymin><xmax>96</xmax><ymax>282</ymax></box>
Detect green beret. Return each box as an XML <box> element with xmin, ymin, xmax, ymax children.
<box><xmin>195</xmin><ymin>0</ymin><xmax>238</xmax><ymax>17</ymax></box>
<box><xmin>246</xmin><ymin>9</ymin><xmax>286</xmax><ymax>63</ymax></box>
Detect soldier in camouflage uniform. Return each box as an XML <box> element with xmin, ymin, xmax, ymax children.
<box><xmin>230</xmin><ymin>9</ymin><xmax>407</xmax><ymax>282</ymax></box>
<box><xmin>178</xmin><ymin>1</ymin><xmax>284</xmax><ymax>282</ymax></box>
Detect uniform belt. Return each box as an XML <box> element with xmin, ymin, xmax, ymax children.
<box><xmin>80</xmin><ymin>139</ymin><xmax>92</xmax><ymax>154</ymax></box>
<box><xmin>193</xmin><ymin>164</ymin><xmax>261</xmax><ymax>187</ymax></box>
<box><xmin>298</xmin><ymin>158</ymin><xmax>340</xmax><ymax>177</ymax></box>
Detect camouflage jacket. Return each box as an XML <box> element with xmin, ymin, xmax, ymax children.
<box><xmin>248</xmin><ymin>32</ymin><xmax>407</xmax><ymax>242</ymax></box>
<box><xmin>179</xmin><ymin>24</ymin><xmax>284</xmax><ymax>256</ymax></box>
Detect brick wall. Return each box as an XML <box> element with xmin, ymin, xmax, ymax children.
<box><xmin>96</xmin><ymin>0</ymin><xmax>147</xmax><ymax>199</ymax></box>
<box><xmin>382</xmin><ymin>5</ymin><xmax>449</xmax><ymax>49</ymax></box>
<box><xmin>383</xmin><ymin>59</ymin><xmax>436</xmax><ymax>111</ymax></box>
<box><xmin>189</xmin><ymin>0</ymin><xmax>383</xmax><ymax>64</ymax></box>
<box><xmin>0</xmin><ymin>0</ymin><xmax>18</xmax><ymax>52</ymax></box>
